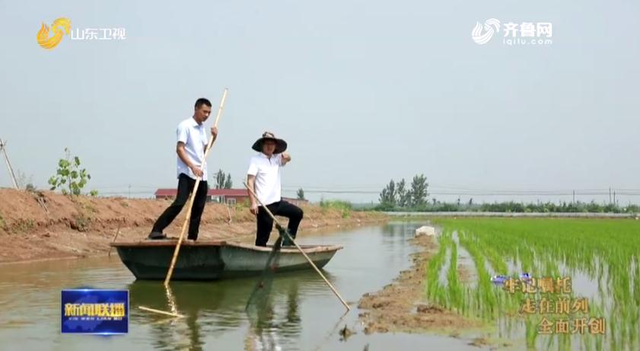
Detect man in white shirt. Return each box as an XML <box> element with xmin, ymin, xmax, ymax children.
<box><xmin>247</xmin><ymin>132</ymin><xmax>303</xmax><ymax>246</ymax></box>
<box><xmin>148</xmin><ymin>98</ymin><xmax>218</xmax><ymax>241</ymax></box>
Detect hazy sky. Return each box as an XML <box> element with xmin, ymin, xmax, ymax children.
<box><xmin>1</xmin><ymin>0</ymin><xmax>638</xmax><ymax>204</ymax></box>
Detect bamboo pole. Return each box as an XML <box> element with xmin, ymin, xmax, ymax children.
<box><xmin>244</xmin><ymin>182</ymin><xmax>351</xmax><ymax>311</ymax></box>
<box><xmin>164</xmin><ymin>89</ymin><xmax>228</xmax><ymax>286</ymax></box>
<box><xmin>139</xmin><ymin>285</ymin><xmax>184</xmax><ymax>318</ymax></box>
<box><xmin>165</xmin><ymin>284</ymin><xmax>179</xmax><ymax>316</ymax></box>
<box><xmin>139</xmin><ymin>306</ymin><xmax>184</xmax><ymax>318</ymax></box>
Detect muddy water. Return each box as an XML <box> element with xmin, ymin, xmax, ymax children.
<box><xmin>0</xmin><ymin>222</ymin><xmax>484</xmax><ymax>351</ymax></box>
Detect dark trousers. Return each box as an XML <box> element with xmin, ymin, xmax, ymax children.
<box><xmin>152</xmin><ymin>173</ymin><xmax>209</xmax><ymax>240</ymax></box>
<box><xmin>256</xmin><ymin>200</ymin><xmax>304</xmax><ymax>246</ymax></box>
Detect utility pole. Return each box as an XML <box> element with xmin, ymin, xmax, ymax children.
<box><xmin>613</xmin><ymin>191</ymin><xmax>616</xmax><ymax>206</ymax></box>
<box><xmin>128</xmin><ymin>184</ymin><xmax>131</xmax><ymax>198</ymax></box>
<box><xmin>0</xmin><ymin>139</ymin><xmax>19</xmax><ymax>189</ymax></box>
<box><xmin>609</xmin><ymin>187</ymin><xmax>612</xmax><ymax>205</ymax></box>
<box><xmin>572</xmin><ymin>190</ymin><xmax>575</xmax><ymax>204</ymax></box>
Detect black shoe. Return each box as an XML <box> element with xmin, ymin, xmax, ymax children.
<box><xmin>147</xmin><ymin>231</ymin><xmax>167</xmax><ymax>240</ymax></box>
<box><xmin>282</xmin><ymin>235</ymin><xmax>296</xmax><ymax>247</ymax></box>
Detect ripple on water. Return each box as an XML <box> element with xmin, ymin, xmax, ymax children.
<box><xmin>0</xmin><ymin>223</ymin><xmax>484</xmax><ymax>351</ymax></box>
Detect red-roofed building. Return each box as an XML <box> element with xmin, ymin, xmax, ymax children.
<box><xmin>209</xmin><ymin>189</ymin><xmax>251</xmax><ymax>205</ymax></box>
<box><xmin>155</xmin><ymin>188</ymin><xmax>308</xmax><ymax>206</ymax></box>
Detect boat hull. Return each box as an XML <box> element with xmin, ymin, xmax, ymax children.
<box><xmin>115</xmin><ymin>245</ymin><xmax>225</xmax><ymax>280</ymax></box>
<box><xmin>112</xmin><ymin>240</ymin><xmax>341</xmax><ymax>281</ymax></box>
<box><xmin>219</xmin><ymin>243</ymin><xmax>337</xmax><ymax>277</ymax></box>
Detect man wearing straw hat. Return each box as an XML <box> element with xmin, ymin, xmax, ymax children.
<box><xmin>148</xmin><ymin>98</ymin><xmax>218</xmax><ymax>241</ymax></box>
<box><xmin>247</xmin><ymin>132</ymin><xmax>303</xmax><ymax>247</ymax></box>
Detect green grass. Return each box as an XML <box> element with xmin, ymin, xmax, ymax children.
<box><xmin>319</xmin><ymin>200</ymin><xmax>352</xmax><ymax>218</ymax></box>
<box><xmin>11</xmin><ymin>218</ymin><xmax>35</xmax><ymax>233</ymax></box>
<box><xmin>429</xmin><ymin>217</ymin><xmax>640</xmax><ymax>351</ymax></box>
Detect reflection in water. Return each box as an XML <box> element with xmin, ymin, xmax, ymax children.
<box><xmin>165</xmin><ymin>285</ymin><xmax>179</xmax><ymax>317</ymax></box>
<box><xmin>246</xmin><ymin>281</ymin><xmax>301</xmax><ymax>351</ymax></box>
<box><xmin>129</xmin><ymin>271</ymin><xmax>327</xmax><ymax>351</ymax></box>
<box><xmin>0</xmin><ymin>223</ymin><xmax>437</xmax><ymax>351</ymax></box>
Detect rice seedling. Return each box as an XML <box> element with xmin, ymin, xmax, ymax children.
<box><xmin>425</xmin><ymin>229</ymin><xmax>451</xmax><ymax>305</ymax></box>
<box><xmin>429</xmin><ymin>217</ymin><xmax>640</xmax><ymax>350</ymax></box>
<box><xmin>446</xmin><ymin>237</ymin><xmax>463</xmax><ymax>311</ymax></box>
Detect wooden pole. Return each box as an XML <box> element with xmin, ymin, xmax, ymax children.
<box><xmin>164</xmin><ymin>89</ymin><xmax>228</xmax><ymax>286</ymax></box>
<box><xmin>139</xmin><ymin>306</ymin><xmax>184</xmax><ymax>318</ymax></box>
<box><xmin>0</xmin><ymin>139</ymin><xmax>19</xmax><ymax>189</ymax></box>
<box><xmin>244</xmin><ymin>182</ymin><xmax>351</xmax><ymax>311</ymax></box>
<box><xmin>165</xmin><ymin>284</ymin><xmax>179</xmax><ymax>316</ymax></box>
<box><xmin>138</xmin><ymin>285</ymin><xmax>184</xmax><ymax>318</ymax></box>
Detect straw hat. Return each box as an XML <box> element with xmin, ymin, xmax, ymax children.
<box><xmin>251</xmin><ymin>132</ymin><xmax>288</xmax><ymax>154</ymax></box>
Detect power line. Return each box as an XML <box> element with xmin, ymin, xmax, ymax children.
<box><xmin>86</xmin><ymin>184</ymin><xmax>640</xmax><ymax>200</ymax></box>
<box><xmin>281</xmin><ymin>187</ymin><xmax>640</xmax><ymax>195</ymax></box>
<box><xmin>90</xmin><ymin>187</ymin><xmax>640</xmax><ymax>196</ymax></box>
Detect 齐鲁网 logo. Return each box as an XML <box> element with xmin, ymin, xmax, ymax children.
<box><xmin>471</xmin><ymin>18</ymin><xmax>501</xmax><ymax>45</ymax></box>
<box><xmin>472</xmin><ymin>19</ymin><xmax>553</xmax><ymax>46</ymax></box>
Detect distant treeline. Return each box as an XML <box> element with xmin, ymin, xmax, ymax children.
<box><xmin>374</xmin><ymin>175</ymin><xmax>639</xmax><ymax>214</ymax></box>
<box><xmin>374</xmin><ymin>200</ymin><xmax>639</xmax><ymax>214</ymax></box>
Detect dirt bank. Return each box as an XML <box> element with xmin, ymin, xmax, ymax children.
<box><xmin>358</xmin><ymin>234</ymin><xmax>482</xmax><ymax>335</ymax></box>
<box><xmin>0</xmin><ymin>189</ymin><xmax>386</xmax><ymax>264</ymax></box>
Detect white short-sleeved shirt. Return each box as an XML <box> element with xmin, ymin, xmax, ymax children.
<box><xmin>247</xmin><ymin>153</ymin><xmax>284</xmax><ymax>206</ymax></box>
<box><xmin>176</xmin><ymin>118</ymin><xmax>208</xmax><ymax>180</ymax></box>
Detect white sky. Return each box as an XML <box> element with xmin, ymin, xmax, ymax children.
<box><xmin>1</xmin><ymin>0</ymin><xmax>638</xmax><ymax>204</ymax></box>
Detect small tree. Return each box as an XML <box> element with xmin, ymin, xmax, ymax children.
<box><xmin>16</xmin><ymin>170</ymin><xmax>34</xmax><ymax>190</ymax></box>
<box><xmin>397</xmin><ymin>179</ymin><xmax>411</xmax><ymax>208</ymax></box>
<box><xmin>297</xmin><ymin>188</ymin><xmax>305</xmax><ymax>200</ymax></box>
<box><xmin>409</xmin><ymin>174</ymin><xmax>428</xmax><ymax>207</ymax></box>
<box><xmin>214</xmin><ymin>169</ymin><xmax>225</xmax><ymax>189</ymax></box>
<box><xmin>224</xmin><ymin>173</ymin><xmax>233</xmax><ymax>189</ymax></box>
<box><xmin>48</xmin><ymin>148</ymin><xmax>92</xmax><ymax>196</ymax></box>
<box><xmin>379</xmin><ymin>179</ymin><xmax>397</xmax><ymax>208</ymax></box>
<box><xmin>214</xmin><ymin>170</ymin><xmax>233</xmax><ymax>189</ymax></box>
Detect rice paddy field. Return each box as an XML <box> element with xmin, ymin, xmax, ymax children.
<box><xmin>428</xmin><ymin>218</ymin><xmax>640</xmax><ymax>351</ymax></box>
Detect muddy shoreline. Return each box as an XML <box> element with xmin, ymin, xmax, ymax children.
<box><xmin>0</xmin><ymin>189</ymin><xmax>387</xmax><ymax>264</ymax></box>
<box><xmin>358</xmin><ymin>232</ymin><xmax>484</xmax><ymax>336</ymax></box>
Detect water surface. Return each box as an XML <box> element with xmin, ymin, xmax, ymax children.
<box><xmin>0</xmin><ymin>222</ymin><xmax>485</xmax><ymax>351</ymax></box>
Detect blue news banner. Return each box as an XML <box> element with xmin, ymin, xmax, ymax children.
<box><xmin>61</xmin><ymin>289</ymin><xmax>129</xmax><ymax>334</ymax></box>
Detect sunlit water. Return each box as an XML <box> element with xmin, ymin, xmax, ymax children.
<box><xmin>0</xmin><ymin>222</ymin><xmax>486</xmax><ymax>351</ymax></box>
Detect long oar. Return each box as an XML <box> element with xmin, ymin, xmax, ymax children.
<box><xmin>243</xmin><ymin>182</ymin><xmax>351</xmax><ymax>311</ymax></box>
<box><xmin>164</xmin><ymin>89</ymin><xmax>229</xmax><ymax>286</ymax></box>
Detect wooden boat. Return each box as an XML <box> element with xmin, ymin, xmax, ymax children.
<box><xmin>110</xmin><ymin>240</ymin><xmax>343</xmax><ymax>281</ymax></box>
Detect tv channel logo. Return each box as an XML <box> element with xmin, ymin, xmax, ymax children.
<box><xmin>61</xmin><ymin>289</ymin><xmax>129</xmax><ymax>334</ymax></box>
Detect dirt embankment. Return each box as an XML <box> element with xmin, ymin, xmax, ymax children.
<box><xmin>0</xmin><ymin>189</ymin><xmax>386</xmax><ymax>264</ymax></box>
<box><xmin>358</xmin><ymin>234</ymin><xmax>482</xmax><ymax>335</ymax></box>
